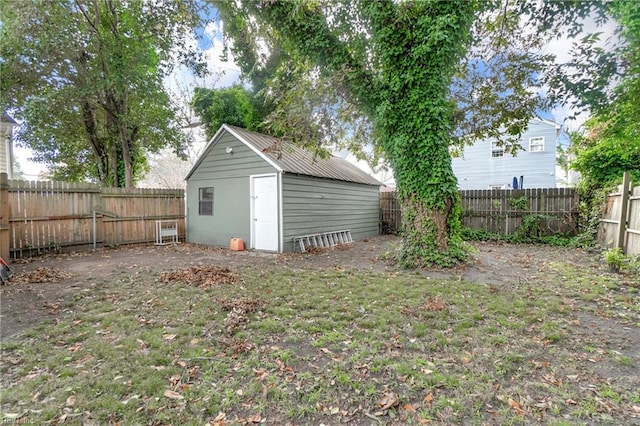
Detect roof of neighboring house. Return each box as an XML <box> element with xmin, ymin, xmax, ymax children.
<box><xmin>531</xmin><ymin>117</ymin><xmax>561</xmax><ymax>130</ymax></box>
<box><xmin>1</xmin><ymin>112</ymin><xmax>18</xmax><ymax>124</ymax></box>
<box><xmin>186</xmin><ymin>124</ymin><xmax>382</xmax><ymax>186</ymax></box>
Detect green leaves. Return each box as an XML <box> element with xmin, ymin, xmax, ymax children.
<box><xmin>1</xmin><ymin>0</ymin><xmax>202</xmax><ymax>187</ymax></box>
<box><xmin>192</xmin><ymin>86</ymin><xmax>265</xmax><ymax>139</ymax></box>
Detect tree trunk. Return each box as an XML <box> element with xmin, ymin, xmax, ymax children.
<box><xmin>401</xmin><ymin>196</ymin><xmax>454</xmax><ymax>252</ymax></box>
<box><xmin>392</xmin><ymin>134</ymin><xmax>466</xmax><ymax>268</ymax></box>
<box><xmin>370</xmin><ymin>1</ymin><xmax>475</xmax><ymax>267</ymax></box>
<box><xmin>82</xmin><ymin>100</ymin><xmax>109</xmax><ymax>184</ymax></box>
<box><xmin>119</xmin><ymin>125</ymin><xmax>134</xmax><ymax>189</ymax></box>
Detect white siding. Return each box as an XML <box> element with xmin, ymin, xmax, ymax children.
<box><xmin>0</xmin><ymin>133</ymin><xmax>10</xmax><ymax>178</ymax></box>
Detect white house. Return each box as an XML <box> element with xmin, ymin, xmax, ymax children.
<box><xmin>451</xmin><ymin>118</ymin><xmax>562</xmax><ymax>190</ymax></box>
<box><xmin>0</xmin><ymin>112</ymin><xmax>19</xmax><ymax>180</ymax></box>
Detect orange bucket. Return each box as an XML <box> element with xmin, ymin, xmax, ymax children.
<box><xmin>230</xmin><ymin>238</ymin><xmax>245</xmax><ymax>251</ymax></box>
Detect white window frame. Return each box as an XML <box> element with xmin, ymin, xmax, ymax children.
<box><xmin>491</xmin><ymin>141</ymin><xmax>504</xmax><ymax>158</ymax></box>
<box><xmin>529</xmin><ymin>136</ymin><xmax>545</xmax><ymax>152</ymax></box>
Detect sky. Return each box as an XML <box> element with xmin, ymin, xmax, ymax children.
<box><xmin>12</xmin><ymin>6</ymin><xmax>618</xmax><ymax>183</ymax></box>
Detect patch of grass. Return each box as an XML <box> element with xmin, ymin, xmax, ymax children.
<box><xmin>613</xmin><ymin>354</ymin><xmax>634</xmax><ymax>367</ymax></box>
<box><xmin>2</xmin><ymin>258</ymin><xmax>639</xmax><ymax>425</ymax></box>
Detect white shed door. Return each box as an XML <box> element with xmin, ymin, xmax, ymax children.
<box><xmin>251</xmin><ymin>175</ymin><xmax>279</xmax><ymax>251</ymax></box>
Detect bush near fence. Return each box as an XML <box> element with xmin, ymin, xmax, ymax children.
<box><xmin>380</xmin><ymin>188</ymin><xmax>579</xmax><ymax>237</ymax></box>
<box><xmin>0</xmin><ymin>176</ymin><xmax>184</xmax><ymax>259</ymax></box>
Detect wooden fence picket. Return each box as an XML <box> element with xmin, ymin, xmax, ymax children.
<box><xmin>600</xmin><ymin>172</ymin><xmax>639</xmax><ymax>255</ymax></box>
<box><xmin>380</xmin><ymin>188</ymin><xmax>579</xmax><ymax>236</ymax></box>
<box><xmin>5</xmin><ymin>179</ymin><xmax>185</xmax><ymax>258</ymax></box>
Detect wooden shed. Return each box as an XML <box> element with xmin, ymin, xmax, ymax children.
<box><xmin>185</xmin><ymin>124</ymin><xmax>381</xmax><ymax>252</ymax></box>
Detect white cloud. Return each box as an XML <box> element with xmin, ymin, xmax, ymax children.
<box><xmin>540</xmin><ymin>15</ymin><xmax>618</xmax><ymax>65</ymax></box>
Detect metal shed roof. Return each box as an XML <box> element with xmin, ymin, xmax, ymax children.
<box><xmin>186</xmin><ymin>124</ymin><xmax>382</xmax><ymax>186</ymax></box>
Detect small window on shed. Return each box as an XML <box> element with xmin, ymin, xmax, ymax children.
<box><xmin>529</xmin><ymin>137</ymin><xmax>545</xmax><ymax>152</ymax></box>
<box><xmin>199</xmin><ymin>187</ymin><xmax>214</xmax><ymax>215</ymax></box>
<box><xmin>491</xmin><ymin>141</ymin><xmax>504</xmax><ymax>158</ymax></box>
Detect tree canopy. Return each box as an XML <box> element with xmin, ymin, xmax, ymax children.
<box><xmin>0</xmin><ymin>0</ymin><xmax>204</xmax><ymax>187</ymax></box>
<box><xmin>571</xmin><ymin>1</ymin><xmax>640</xmax><ymax>191</ymax></box>
<box><xmin>191</xmin><ymin>85</ymin><xmax>266</xmax><ymax>139</ymax></box>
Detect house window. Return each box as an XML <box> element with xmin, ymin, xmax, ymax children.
<box><xmin>529</xmin><ymin>137</ymin><xmax>544</xmax><ymax>152</ymax></box>
<box><xmin>199</xmin><ymin>187</ymin><xmax>214</xmax><ymax>215</ymax></box>
<box><xmin>491</xmin><ymin>141</ymin><xmax>504</xmax><ymax>158</ymax></box>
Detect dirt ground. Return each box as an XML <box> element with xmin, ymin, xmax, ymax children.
<box><xmin>0</xmin><ymin>235</ymin><xmax>636</xmax><ymax>349</ymax></box>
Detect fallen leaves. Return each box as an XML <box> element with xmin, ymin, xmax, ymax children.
<box><xmin>507</xmin><ymin>397</ymin><xmax>527</xmax><ymax>416</ymax></box>
<box><xmin>424</xmin><ymin>392</ymin><xmax>434</xmax><ymax>405</ymax></box>
<box><xmin>377</xmin><ymin>391</ymin><xmax>400</xmax><ymax>410</ymax></box>
<box><xmin>6</xmin><ymin>267</ymin><xmax>74</xmax><ymax>284</ymax></box>
<box><xmin>401</xmin><ymin>297</ymin><xmax>448</xmax><ymax>319</ymax></box>
<box><xmin>159</xmin><ymin>266</ymin><xmax>237</xmax><ymax>287</ymax></box>
<box><xmin>2</xmin><ymin>240</ymin><xmax>639</xmax><ymax>425</ymax></box>
<box><xmin>541</xmin><ymin>373</ymin><xmax>563</xmax><ymax>387</ymax></box>
<box><xmin>219</xmin><ymin>297</ymin><xmax>264</xmax><ymax>313</ymax></box>
<box><xmin>214</xmin><ymin>336</ymin><xmax>255</xmax><ymax>356</ymax></box>
<box><xmin>72</xmin><ymin>354</ymin><xmax>94</xmax><ymax>367</ymax></box>
<box><xmin>219</xmin><ymin>297</ymin><xmax>265</xmax><ymax>334</ymax></box>
<box><xmin>205</xmin><ymin>411</ymin><xmax>263</xmax><ymax>425</ymax></box>
<box><xmin>43</xmin><ymin>301</ymin><xmax>60</xmax><ymax>315</ymax></box>
<box><xmin>403</xmin><ymin>403</ymin><xmax>417</xmax><ymax>413</ymax></box>
<box><xmin>163</xmin><ymin>389</ymin><xmax>184</xmax><ymax>400</ymax></box>
<box><xmin>424</xmin><ymin>297</ymin><xmax>447</xmax><ymax>312</ymax></box>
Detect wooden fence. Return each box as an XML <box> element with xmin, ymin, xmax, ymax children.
<box><xmin>379</xmin><ymin>192</ymin><xmax>401</xmax><ymax>234</ymax></box>
<box><xmin>0</xmin><ymin>173</ymin><xmax>185</xmax><ymax>259</ymax></box>
<box><xmin>380</xmin><ymin>188</ymin><xmax>579</xmax><ymax>236</ymax></box>
<box><xmin>599</xmin><ymin>172</ymin><xmax>640</xmax><ymax>256</ymax></box>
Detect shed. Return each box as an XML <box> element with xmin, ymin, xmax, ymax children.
<box><xmin>185</xmin><ymin>124</ymin><xmax>382</xmax><ymax>252</ymax></box>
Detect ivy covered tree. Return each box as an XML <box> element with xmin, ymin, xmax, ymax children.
<box><xmin>208</xmin><ymin>0</ymin><xmax>621</xmax><ymax>266</ymax></box>
<box><xmin>0</xmin><ymin>0</ymin><xmax>204</xmax><ymax>188</ymax></box>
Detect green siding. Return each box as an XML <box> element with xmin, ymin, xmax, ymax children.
<box><xmin>186</xmin><ymin>133</ymin><xmax>276</xmax><ymax>247</ymax></box>
<box><xmin>282</xmin><ymin>174</ymin><xmax>380</xmax><ymax>252</ymax></box>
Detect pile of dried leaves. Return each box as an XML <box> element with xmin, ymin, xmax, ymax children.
<box><xmin>5</xmin><ymin>267</ymin><xmax>75</xmax><ymax>285</ymax></box>
<box><xmin>219</xmin><ymin>297</ymin><xmax>266</xmax><ymax>334</ymax></box>
<box><xmin>159</xmin><ymin>266</ymin><xmax>237</xmax><ymax>287</ymax></box>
